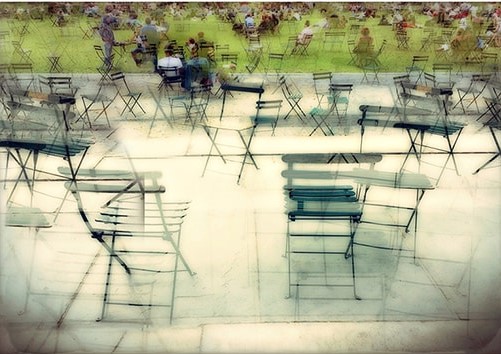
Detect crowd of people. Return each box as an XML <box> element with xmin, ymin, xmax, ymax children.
<box><xmin>3</xmin><ymin>2</ymin><xmax>501</xmax><ymax>80</ymax></box>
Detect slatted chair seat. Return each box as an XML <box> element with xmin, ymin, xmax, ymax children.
<box><xmin>7</xmin><ymin>100</ymin><xmax>76</xmax><ymax>123</ymax></box>
<box><xmin>65</xmin><ymin>181</ymin><xmax>166</xmax><ymax>194</ymax></box>
<box><xmin>394</xmin><ymin>120</ymin><xmax>464</xmax><ymax>136</ymax></box>
<box><xmin>5</xmin><ymin>206</ymin><xmax>53</xmax><ymax>228</ymax></box>
<box><xmin>282</xmin><ymin>152</ymin><xmax>382</xmax><ymax>165</ymax></box>
<box><xmin>0</xmin><ymin>135</ymin><xmax>94</xmax><ymax>156</ymax></box>
<box><xmin>288</xmin><ymin>204</ymin><xmax>363</xmax><ymax>220</ymax></box>
<box><xmin>289</xmin><ymin>188</ymin><xmax>356</xmax><ymax>198</ymax></box>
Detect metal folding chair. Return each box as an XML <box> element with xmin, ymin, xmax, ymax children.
<box><xmin>323</xmin><ymin>31</ymin><xmax>345</xmax><ymax>51</ymax></box>
<box><xmin>393</xmin><ymin>74</ymin><xmax>411</xmax><ymax>105</ymax></box>
<box><xmin>395</xmin><ymin>29</ymin><xmax>410</xmax><ymax>50</ymax></box>
<box><xmin>94</xmin><ymin>45</ymin><xmax>114</xmax><ymax>85</ymax></box>
<box><xmin>312</xmin><ymin>71</ymin><xmax>332</xmax><ymax>107</ymax></box>
<box><xmin>220</xmin><ymin>52</ymin><xmax>239</xmax><ymax>70</ymax></box>
<box><xmin>281</xmin><ymin>153</ymin><xmax>385</xmax><ymax>301</ymax></box>
<box><xmin>264</xmin><ymin>52</ymin><xmax>285</xmax><ymax>85</ymax></box>
<box><xmin>477</xmin><ymin>79</ymin><xmax>501</xmax><ymax>125</ymax></box>
<box><xmin>431</xmin><ymin>63</ymin><xmax>455</xmax><ymax>88</ymax></box>
<box><xmin>329</xmin><ymin>83</ymin><xmax>353</xmax><ymax>128</ymax></box>
<box><xmin>245</xmin><ymin>50</ymin><xmax>262</xmax><ymax>74</ymax></box>
<box><xmin>11</xmin><ymin>40</ymin><xmax>33</xmax><ymax>63</ymax></box>
<box><xmin>170</xmin><ymin>83</ymin><xmax>212</xmax><ymax>127</ymax></box>
<box><xmin>80</xmin><ymin>85</ymin><xmax>117</xmax><ymax>129</ymax></box>
<box><xmin>419</xmin><ymin>28</ymin><xmax>436</xmax><ymax>51</ymax></box>
<box><xmin>157</xmin><ymin>66</ymin><xmax>184</xmax><ymax>96</ymax></box>
<box><xmin>406</xmin><ymin>55</ymin><xmax>429</xmax><ymax>84</ymax></box>
<box><xmin>9</xmin><ymin>63</ymin><xmax>36</xmax><ymax>91</ymax></box>
<box><xmin>309</xmin><ymin>105</ymin><xmax>338</xmax><ymax>136</ymax></box>
<box><xmin>277</xmin><ymin>75</ymin><xmax>307</xmax><ymax>122</ymax></box>
<box><xmin>63</xmin><ymin>169</ymin><xmax>194</xmax><ymax>324</ymax></box>
<box><xmin>360</xmin><ymin>57</ymin><xmax>381</xmax><ymax>85</ymax></box>
<box><xmin>201</xmin><ymin>99</ymin><xmax>281</xmax><ymax>184</ymax></box>
<box><xmin>110</xmin><ymin>72</ymin><xmax>146</xmax><ymax>118</ymax></box>
<box><xmin>291</xmin><ymin>34</ymin><xmax>313</xmax><ymax>56</ymax></box>
<box><xmin>346</xmin><ymin>39</ymin><xmax>357</xmax><ymax>66</ymax></box>
<box><xmin>453</xmin><ymin>73</ymin><xmax>492</xmax><ymax>114</ymax></box>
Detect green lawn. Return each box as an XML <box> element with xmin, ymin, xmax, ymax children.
<box><xmin>0</xmin><ymin>6</ymin><xmax>492</xmax><ymax>74</ymax></box>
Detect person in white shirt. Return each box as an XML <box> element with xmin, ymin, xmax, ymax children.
<box><xmin>296</xmin><ymin>20</ymin><xmax>313</xmax><ymax>44</ymax></box>
<box><xmin>157</xmin><ymin>46</ymin><xmax>184</xmax><ymax>78</ymax></box>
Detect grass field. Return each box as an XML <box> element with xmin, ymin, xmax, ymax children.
<box><xmin>0</xmin><ymin>4</ymin><xmax>495</xmax><ymax>74</ymax></box>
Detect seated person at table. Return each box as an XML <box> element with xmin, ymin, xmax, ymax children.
<box><xmin>157</xmin><ymin>45</ymin><xmax>184</xmax><ymax>80</ymax></box>
<box><xmin>183</xmin><ymin>52</ymin><xmax>211</xmax><ymax>90</ymax></box>
<box><xmin>130</xmin><ymin>24</ymin><xmax>146</xmax><ymax>66</ymax></box>
<box><xmin>197</xmin><ymin>32</ymin><xmax>216</xmax><ymax>68</ymax></box>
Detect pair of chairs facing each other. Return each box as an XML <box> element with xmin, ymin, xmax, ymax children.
<box><xmin>282</xmin><ymin>151</ymin><xmax>435</xmax><ymax>305</ymax></box>
<box><xmin>309</xmin><ymin>73</ymin><xmax>354</xmax><ymax>136</ymax></box>
<box><xmin>201</xmin><ymin>82</ymin><xmax>282</xmax><ymax>184</ymax></box>
<box><xmin>80</xmin><ymin>71</ymin><xmax>145</xmax><ymax>129</ymax></box>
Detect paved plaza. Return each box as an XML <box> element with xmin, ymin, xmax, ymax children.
<box><xmin>1</xmin><ymin>71</ymin><xmax>500</xmax><ymax>353</ymax></box>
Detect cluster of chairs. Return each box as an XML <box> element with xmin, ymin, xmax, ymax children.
<box><xmin>280</xmin><ymin>151</ymin><xmax>437</xmax><ymax>306</ymax></box>
<box><xmin>1</xmin><ymin>75</ymin><xmax>194</xmax><ymax>323</ymax></box>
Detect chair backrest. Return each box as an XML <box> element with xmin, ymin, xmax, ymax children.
<box><xmin>159</xmin><ymin>66</ymin><xmax>182</xmax><ymax>79</ymax></box>
<box><xmin>39</xmin><ymin>75</ymin><xmax>77</xmax><ymax>96</ymax></box>
<box><xmin>221</xmin><ymin>53</ymin><xmax>238</xmax><ymax>62</ymax></box>
<box><xmin>279</xmin><ymin>75</ymin><xmax>302</xmax><ymax>99</ymax></box>
<box><xmin>432</xmin><ymin>63</ymin><xmax>453</xmax><ymax>86</ymax></box>
<box><xmin>110</xmin><ymin>71</ymin><xmax>133</xmax><ymax>93</ymax></box>
<box><xmin>158</xmin><ymin>67</ymin><xmax>183</xmax><ymax>95</ymax></box>
<box><xmin>330</xmin><ymin>83</ymin><xmax>353</xmax><ymax>103</ymax></box>
<box><xmin>412</xmin><ymin>55</ymin><xmax>429</xmax><ymax>66</ymax></box>
<box><xmin>254</xmin><ymin>99</ymin><xmax>283</xmax><ymax>133</ymax></box>
<box><xmin>423</xmin><ymin>72</ymin><xmax>437</xmax><ymax>87</ymax></box>
<box><xmin>10</xmin><ymin>63</ymin><xmax>33</xmax><ymax>74</ymax></box>
<box><xmin>393</xmin><ymin>74</ymin><xmax>411</xmax><ymax>100</ymax></box>
<box><xmin>93</xmin><ymin>44</ymin><xmax>104</xmax><ymax>59</ymax></box>
<box><xmin>267</xmin><ymin>52</ymin><xmax>284</xmax><ymax>74</ymax></box>
<box><xmin>324</xmin><ymin>31</ymin><xmax>346</xmax><ymax>41</ymax></box>
<box><xmin>330</xmin><ymin>83</ymin><xmax>353</xmax><ymax>95</ymax></box>
<box><xmin>393</xmin><ymin>74</ymin><xmax>411</xmax><ymax>86</ymax></box>
<box><xmin>215</xmin><ymin>43</ymin><xmax>229</xmax><ymax>52</ymax></box>
<box><xmin>313</xmin><ymin>72</ymin><xmax>333</xmax><ymax>102</ymax></box>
